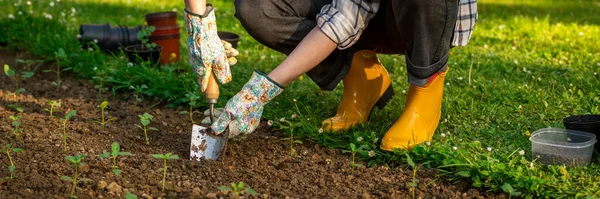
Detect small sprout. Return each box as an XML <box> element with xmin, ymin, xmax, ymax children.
<box><xmin>61</xmin><ymin>110</ymin><xmax>77</xmax><ymax>152</ymax></box>
<box><xmin>4</xmin><ymin>143</ymin><xmax>25</xmax><ymax>180</ymax></box>
<box><xmin>8</xmin><ymin>104</ymin><xmax>24</xmax><ymax>114</ymax></box>
<box><xmin>61</xmin><ymin>154</ymin><xmax>92</xmax><ymax>198</ymax></box>
<box><xmin>96</xmin><ymin>101</ymin><xmax>115</xmax><ymax>130</ymax></box>
<box><xmin>277</xmin><ymin>119</ymin><xmax>302</xmax><ymax>155</ymax></box>
<box><xmin>218</xmin><ymin>182</ymin><xmax>258</xmax><ymax>199</ymax></box>
<box><xmin>99</xmin><ymin>142</ymin><xmax>131</xmax><ymax>176</ymax></box>
<box><xmin>43</xmin><ymin>100</ymin><xmax>62</xmax><ymax>117</ymax></box>
<box><xmin>342</xmin><ymin>143</ymin><xmax>368</xmax><ymax>171</ymax></box>
<box><xmin>4</xmin><ymin>64</ymin><xmax>34</xmax><ymax>99</ymax></box>
<box><xmin>405</xmin><ymin>153</ymin><xmax>419</xmax><ymax>198</ymax></box>
<box><xmin>151</xmin><ymin>153</ymin><xmax>179</xmax><ymax>192</ymax></box>
<box><xmin>129</xmin><ymin>84</ymin><xmax>148</xmax><ymax>107</ymax></box>
<box><xmin>125</xmin><ymin>192</ymin><xmax>138</xmax><ymax>199</ymax></box>
<box><xmin>44</xmin><ymin>48</ymin><xmax>68</xmax><ymax>86</ymax></box>
<box><xmin>179</xmin><ymin>92</ymin><xmax>201</xmax><ymax>124</ymax></box>
<box><xmin>9</xmin><ymin>114</ymin><xmax>22</xmax><ymax>136</ymax></box>
<box><xmin>136</xmin><ymin>113</ymin><xmax>157</xmax><ymax>145</ymax></box>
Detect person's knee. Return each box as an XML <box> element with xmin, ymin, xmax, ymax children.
<box><xmin>234</xmin><ymin>0</ymin><xmax>279</xmax><ymax>47</ymax></box>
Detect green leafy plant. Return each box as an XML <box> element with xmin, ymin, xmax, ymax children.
<box><xmin>61</xmin><ymin>110</ymin><xmax>77</xmax><ymax>152</ymax></box>
<box><xmin>43</xmin><ymin>100</ymin><xmax>62</xmax><ymax>117</ymax></box>
<box><xmin>99</xmin><ymin>142</ymin><xmax>131</xmax><ymax>176</ymax></box>
<box><xmin>125</xmin><ymin>192</ymin><xmax>138</xmax><ymax>199</ymax></box>
<box><xmin>9</xmin><ymin>114</ymin><xmax>22</xmax><ymax>136</ymax></box>
<box><xmin>342</xmin><ymin>143</ymin><xmax>367</xmax><ymax>171</ymax></box>
<box><xmin>4</xmin><ymin>64</ymin><xmax>34</xmax><ymax>99</ymax></box>
<box><xmin>8</xmin><ymin>104</ymin><xmax>24</xmax><ymax>114</ymax></box>
<box><xmin>129</xmin><ymin>84</ymin><xmax>148</xmax><ymax>107</ymax></box>
<box><xmin>151</xmin><ymin>153</ymin><xmax>179</xmax><ymax>192</ymax></box>
<box><xmin>44</xmin><ymin>48</ymin><xmax>70</xmax><ymax>86</ymax></box>
<box><xmin>179</xmin><ymin>92</ymin><xmax>201</xmax><ymax>124</ymax></box>
<box><xmin>277</xmin><ymin>118</ymin><xmax>303</xmax><ymax>155</ymax></box>
<box><xmin>96</xmin><ymin>101</ymin><xmax>115</xmax><ymax>130</ymax></box>
<box><xmin>137</xmin><ymin>26</ymin><xmax>157</xmax><ymax>50</ymax></box>
<box><xmin>61</xmin><ymin>154</ymin><xmax>92</xmax><ymax>198</ymax></box>
<box><xmin>4</xmin><ymin>143</ymin><xmax>24</xmax><ymax>180</ymax></box>
<box><xmin>502</xmin><ymin>183</ymin><xmax>522</xmax><ymax>199</ymax></box>
<box><xmin>405</xmin><ymin>153</ymin><xmax>420</xmax><ymax>198</ymax></box>
<box><xmin>136</xmin><ymin>113</ymin><xmax>157</xmax><ymax>145</ymax></box>
<box><xmin>15</xmin><ymin>58</ymin><xmax>43</xmax><ymax>71</ymax></box>
<box><xmin>218</xmin><ymin>182</ymin><xmax>258</xmax><ymax>199</ymax></box>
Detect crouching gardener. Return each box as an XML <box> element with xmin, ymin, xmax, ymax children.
<box><xmin>183</xmin><ymin>0</ymin><xmax>477</xmax><ymax>150</ymax></box>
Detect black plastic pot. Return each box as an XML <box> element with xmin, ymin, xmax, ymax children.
<box><xmin>123</xmin><ymin>44</ymin><xmax>162</xmax><ymax>66</ymax></box>
<box><xmin>217</xmin><ymin>31</ymin><xmax>240</xmax><ymax>49</ymax></box>
<box><xmin>79</xmin><ymin>24</ymin><xmax>142</xmax><ymax>52</ymax></box>
<box><xmin>563</xmin><ymin>114</ymin><xmax>600</xmax><ymax>154</ymax></box>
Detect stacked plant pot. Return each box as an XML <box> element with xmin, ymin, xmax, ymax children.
<box><xmin>145</xmin><ymin>11</ymin><xmax>181</xmax><ymax>65</ymax></box>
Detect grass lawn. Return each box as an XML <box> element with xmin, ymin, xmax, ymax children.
<box><xmin>1</xmin><ymin>0</ymin><xmax>599</xmax><ymax>197</ymax></box>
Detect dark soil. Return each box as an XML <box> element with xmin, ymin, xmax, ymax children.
<box><xmin>0</xmin><ymin>49</ymin><xmax>507</xmax><ymax>198</ymax></box>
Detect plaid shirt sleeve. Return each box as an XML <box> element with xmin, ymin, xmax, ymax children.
<box><xmin>316</xmin><ymin>0</ymin><xmax>380</xmax><ymax>50</ymax></box>
<box><xmin>452</xmin><ymin>0</ymin><xmax>478</xmax><ymax>46</ymax></box>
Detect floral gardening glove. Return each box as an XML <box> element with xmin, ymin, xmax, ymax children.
<box><xmin>211</xmin><ymin>71</ymin><xmax>284</xmax><ymax>138</ymax></box>
<box><xmin>185</xmin><ymin>6</ymin><xmax>239</xmax><ymax>92</ymax></box>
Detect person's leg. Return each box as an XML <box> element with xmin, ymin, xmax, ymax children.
<box><xmin>234</xmin><ymin>0</ymin><xmax>351</xmax><ymax>91</ymax></box>
<box><xmin>380</xmin><ymin>0</ymin><xmax>458</xmax><ymax>151</ymax></box>
<box><xmin>321</xmin><ymin>0</ymin><xmax>399</xmax><ymax>131</ymax></box>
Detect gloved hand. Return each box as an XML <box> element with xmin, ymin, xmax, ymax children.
<box><xmin>185</xmin><ymin>6</ymin><xmax>239</xmax><ymax>92</ymax></box>
<box><xmin>211</xmin><ymin>71</ymin><xmax>284</xmax><ymax>138</ymax></box>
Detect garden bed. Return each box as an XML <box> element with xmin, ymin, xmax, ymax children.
<box><xmin>0</xmin><ymin>49</ymin><xmax>506</xmax><ymax>198</ymax></box>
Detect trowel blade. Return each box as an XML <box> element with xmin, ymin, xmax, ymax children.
<box><xmin>190</xmin><ymin>124</ymin><xmax>227</xmax><ymax>161</ymax></box>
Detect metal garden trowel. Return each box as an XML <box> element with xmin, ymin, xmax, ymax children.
<box><xmin>190</xmin><ymin>73</ymin><xmax>229</xmax><ymax>161</ymax></box>
<box><xmin>190</xmin><ymin>124</ymin><xmax>227</xmax><ymax>161</ymax></box>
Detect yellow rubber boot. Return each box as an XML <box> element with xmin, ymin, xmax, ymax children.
<box><xmin>322</xmin><ymin>50</ymin><xmax>394</xmax><ymax>131</ymax></box>
<box><xmin>380</xmin><ymin>68</ymin><xmax>449</xmax><ymax>151</ymax></box>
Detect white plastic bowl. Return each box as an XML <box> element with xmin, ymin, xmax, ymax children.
<box><xmin>530</xmin><ymin>128</ymin><xmax>596</xmax><ymax>166</ymax></box>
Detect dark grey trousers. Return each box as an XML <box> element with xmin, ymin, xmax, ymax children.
<box><xmin>234</xmin><ymin>0</ymin><xmax>458</xmax><ymax>89</ymax></box>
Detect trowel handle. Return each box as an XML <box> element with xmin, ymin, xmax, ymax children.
<box><xmin>204</xmin><ymin>72</ymin><xmax>219</xmax><ymax>102</ymax></box>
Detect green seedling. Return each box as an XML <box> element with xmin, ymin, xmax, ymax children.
<box><xmin>4</xmin><ymin>143</ymin><xmax>25</xmax><ymax>180</ymax></box>
<box><xmin>9</xmin><ymin>115</ymin><xmax>22</xmax><ymax>136</ymax></box>
<box><xmin>137</xmin><ymin>26</ymin><xmax>157</xmax><ymax>50</ymax></box>
<box><xmin>277</xmin><ymin>119</ymin><xmax>303</xmax><ymax>155</ymax></box>
<box><xmin>99</xmin><ymin>142</ymin><xmax>131</xmax><ymax>176</ymax></box>
<box><xmin>96</xmin><ymin>101</ymin><xmax>115</xmax><ymax>130</ymax></box>
<box><xmin>43</xmin><ymin>100</ymin><xmax>62</xmax><ymax>117</ymax></box>
<box><xmin>151</xmin><ymin>153</ymin><xmax>179</xmax><ymax>192</ymax></box>
<box><xmin>179</xmin><ymin>92</ymin><xmax>201</xmax><ymax>124</ymax></box>
<box><xmin>136</xmin><ymin>113</ymin><xmax>157</xmax><ymax>145</ymax></box>
<box><xmin>61</xmin><ymin>110</ymin><xmax>77</xmax><ymax>152</ymax></box>
<box><xmin>342</xmin><ymin>143</ymin><xmax>367</xmax><ymax>171</ymax></box>
<box><xmin>129</xmin><ymin>84</ymin><xmax>148</xmax><ymax>107</ymax></box>
<box><xmin>405</xmin><ymin>153</ymin><xmax>419</xmax><ymax>198</ymax></box>
<box><xmin>8</xmin><ymin>104</ymin><xmax>24</xmax><ymax>114</ymax></box>
<box><xmin>44</xmin><ymin>48</ymin><xmax>70</xmax><ymax>86</ymax></box>
<box><xmin>218</xmin><ymin>182</ymin><xmax>258</xmax><ymax>199</ymax></box>
<box><xmin>125</xmin><ymin>192</ymin><xmax>138</xmax><ymax>199</ymax></box>
<box><xmin>92</xmin><ymin>67</ymin><xmax>109</xmax><ymax>98</ymax></box>
<box><xmin>61</xmin><ymin>154</ymin><xmax>92</xmax><ymax>198</ymax></box>
<box><xmin>15</xmin><ymin>58</ymin><xmax>43</xmax><ymax>71</ymax></box>
<box><xmin>4</xmin><ymin>64</ymin><xmax>34</xmax><ymax>99</ymax></box>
